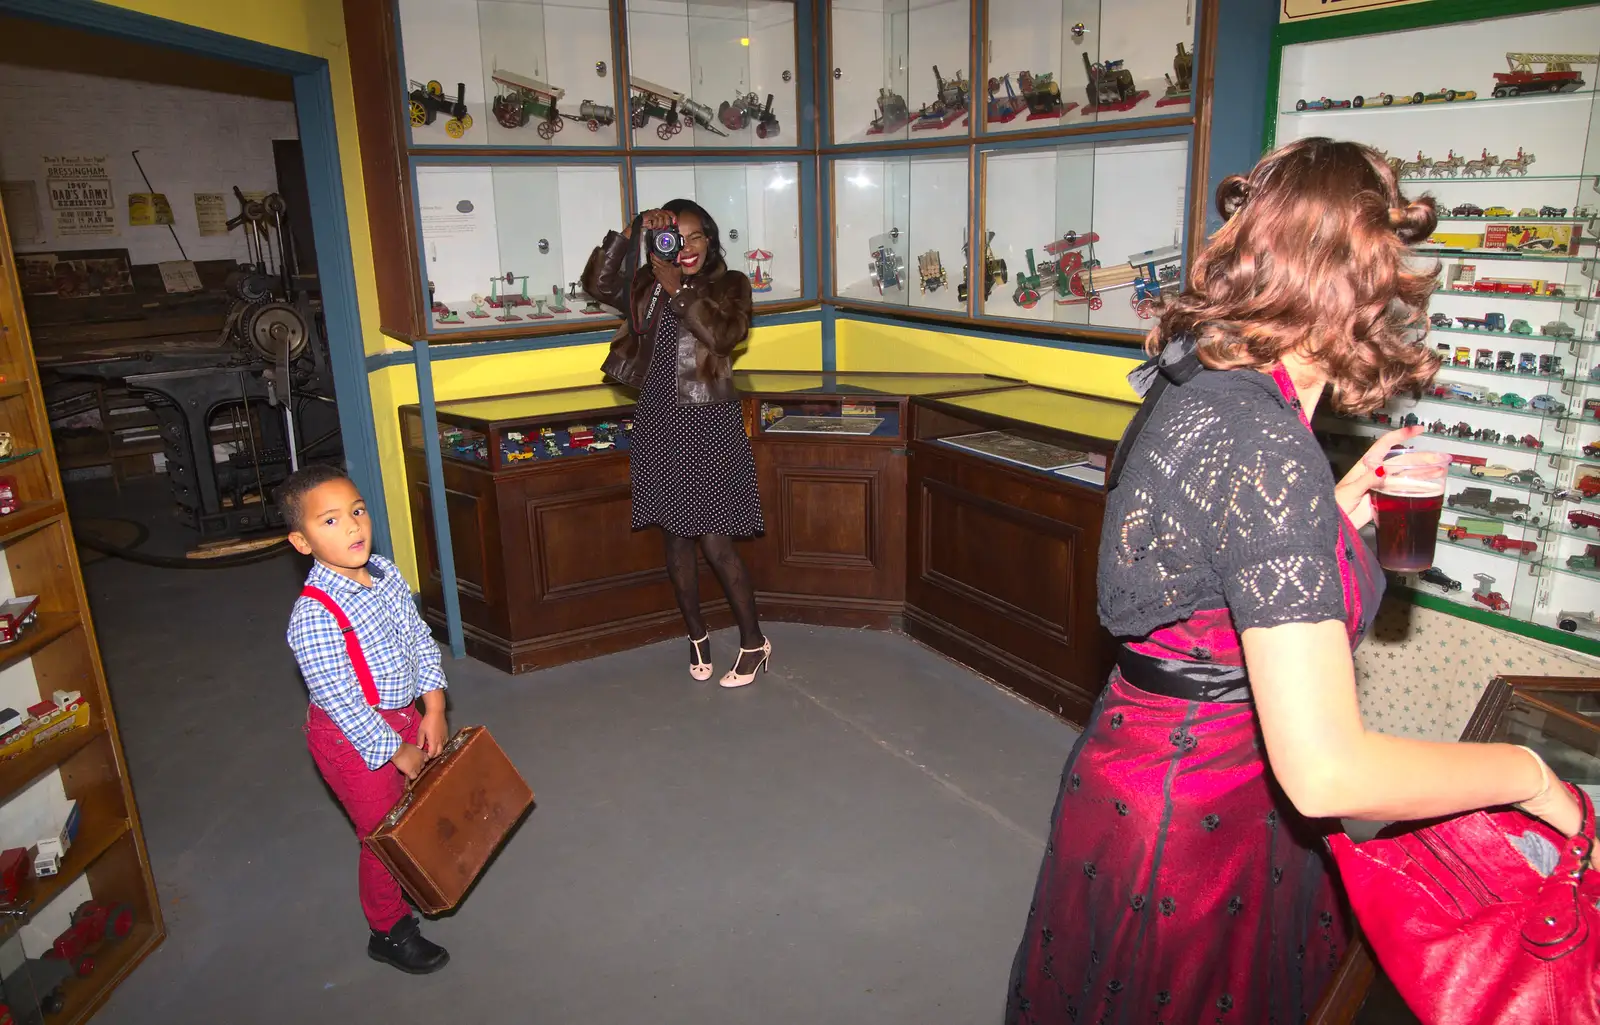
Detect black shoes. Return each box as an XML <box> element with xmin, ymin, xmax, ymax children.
<box><xmin>368</xmin><ymin>914</ymin><xmax>449</xmax><ymax>974</ymax></box>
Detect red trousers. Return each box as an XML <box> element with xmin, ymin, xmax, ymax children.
<box><xmin>305</xmin><ymin>703</ymin><xmax>417</xmax><ymax>932</ymax></box>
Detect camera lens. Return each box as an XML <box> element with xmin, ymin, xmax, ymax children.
<box><xmin>651</xmin><ymin>228</ymin><xmax>683</xmax><ymax>259</ymax></box>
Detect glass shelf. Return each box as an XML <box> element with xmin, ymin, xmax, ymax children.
<box><xmin>1419</xmin><ymin>250</ymin><xmax>1595</xmax><ymax>265</ymax></box>
<box><xmin>1432</xmin><ymin>288</ymin><xmax>1594</xmax><ymax>306</ymax></box>
<box><xmin>1402</xmin><ymin>174</ymin><xmax>1600</xmax><ymax>185</ymax></box>
<box><xmin>1280</xmin><ymin>89</ymin><xmax>1599</xmax><ymax>118</ymax></box>
<box><xmin>397</xmin><ymin>0</ymin><xmax>620</xmax><ymax>149</ymax></box>
<box><xmin>1428</xmin><ymin>323</ymin><xmax>1588</xmax><ymax>345</ymax></box>
<box><xmin>1438</xmin><ymin>215</ymin><xmax>1595</xmax><ymax>225</ymax></box>
<box><xmin>1436</xmin><ymin>531</ymin><xmax>1543</xmax><ymax>566</ymax></box>
<box><xmin>981</xmin><ymin>0</ymin><xmax>1198</xmax><ymax>136</ymax></box>
<box><xmin>625</xmin><ymin>0</ymin><xmax>798</xmax><ymax>149</ymax></box>
<box><xmin>415</xmin><ymin>161</ymin><xmax>625</xmax><ymax>332</ymax></box>
<box><xmin>634</xmin><ymin>160</ymin><xmax>803</xmax><ymax>304</ymax></box>
<box><xmin>828</xmin><ymin>0</ymin><xmax>974</xmax><ymax>145</ymax></box>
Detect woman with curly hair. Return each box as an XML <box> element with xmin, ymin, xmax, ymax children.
<box><xmin>1004</xmin><ymin>137</ymin><xmax>1589</xmax><ymax>1024</ymax></box>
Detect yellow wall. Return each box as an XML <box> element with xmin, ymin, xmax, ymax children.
<box><xmin>835</xmin><ymin>319</ymin><xmax>1144</xmax><ymax>403</ymax></box>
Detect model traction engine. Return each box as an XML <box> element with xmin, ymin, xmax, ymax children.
<box><xmin>407</xmin><ymin>79</ymin><xmax>473</xmax><ymax>138</ymax></box>
<box><xmin>718</xmin><ymin>92</ymin><xmax>780</xmax><ymax>138</ymax></box>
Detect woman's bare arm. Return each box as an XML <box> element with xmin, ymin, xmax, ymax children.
<box><xmin>1244</xmin><ymin>619</ymin><xmax>1580</xmax><ymax>835</ymax></box>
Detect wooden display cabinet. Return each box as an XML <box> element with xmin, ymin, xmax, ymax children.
<box><xmin>907</xmin><ymin>385</ymin><xmax>1137</xmax><ymax>724</ymax></box>
<box><xmin>1312</xmin><ymin>674</ymin><xmax>1600</xmax><ymax>1025</ymax></box>
<box><xmin>0</xmin><ymin>184</ymin><xmax>162</xmax><ymax>1021</ymax></box>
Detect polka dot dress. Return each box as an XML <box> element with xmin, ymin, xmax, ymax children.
<box><xmin>629</xmin><ymin>303</ymin><xmax>764</xmax><ymax>537</ymax></box>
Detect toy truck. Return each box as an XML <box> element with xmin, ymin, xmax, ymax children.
<box><xmin>1491</xmin><ymin>52</ymin><xmax>1594</xmax><ymax>97</ymax></box>
<box><xmin>1485</xmin><ymin>534</ymin><xmax>1538</xmax><ymax>554</ymax></box>
<box><xmin>1454</xmin><ymin>313</ymin><xmax>1507</xmax><ymax>332</ymax></box>
<box><xmin>1558</xmin><ymin>610</ymin><xmax>1600</xmax><ymax>634</ymax></box>
<box><xmin>0</xmin><ymin>596</ymin><xmax>38</xmax><ymax>646</ymax></box>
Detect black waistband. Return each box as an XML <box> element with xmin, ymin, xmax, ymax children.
<box><xmin>1116</xmin><ymin>645</ymin><xmax>1252</xmax><ymax>704</ymax></box>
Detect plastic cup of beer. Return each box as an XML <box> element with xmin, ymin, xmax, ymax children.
<box><xmin>1370</xmin><ymin>449</ymin><xmax>1450</xmax><ymax>572</ymax></box>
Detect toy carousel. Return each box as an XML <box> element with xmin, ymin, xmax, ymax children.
<box><xmin>746</xmin><ymin>249</ymin><xmax>773</xmax><ymax>293</ymax></box>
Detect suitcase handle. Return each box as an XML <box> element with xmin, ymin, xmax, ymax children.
<box><xmin>379</xmin><ymin>726</ymin><xmax>478</xmax><ymax>829</ymax></box>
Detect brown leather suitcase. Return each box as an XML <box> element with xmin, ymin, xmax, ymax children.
<box><xmin>363</xmin><ymin>725</ymin><xmax>534</xmax><ymax>914</ymax></box>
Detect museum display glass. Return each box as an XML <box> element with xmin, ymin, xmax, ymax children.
<box><xmin>414</xmin><ymin>160</ymin><xmax>627</xmax><ymax>332</ymax></box>
<box><xmin>981</xmin><ymin>0</ymin><xmax>1198</xmax><ymax>134</ymax></box>
<box><xmin>624</xmin><ymin>0</ymin><xmax>800</xmax><ymax>149</ymax></box>
<box><xmin>830</xmin><ymin>152</ymin><xmax>970</xmax><ymax>312</ymax></box>
<box><xmin>1273</xmin><ymin>1</ymin><xmax>1600</xmax><ymax>654</ymax></box>
<box><xmin>634</xmin><ymin>160</ymin><xmax>806</xmax><ymax>302</ymax></box>
<box><xmin>978</xmin><ymin>132</ymin><xmax>1189</xmax><ymax>331</ymax></box>
<box><xmin>397</xmin><ymin>0</ymin><xmax>623</xmax><ymax>148</ymax></box>
<box><xmin>826</xmin><ymin>0</ymin><xmax>975</xmax><ymax>145</ymax></box>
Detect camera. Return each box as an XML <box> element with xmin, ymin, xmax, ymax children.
<box><xmin>647</xmin><ymin>227</ymin><xmax>684</xmax><ymax>262</ymax></box>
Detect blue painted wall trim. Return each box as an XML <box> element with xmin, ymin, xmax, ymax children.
<box><xmin>412</xmin><ymin>341</ymin><xmax>466</xmax><ymax>658</ymax></box>
<box><xmin>820</xmin><ymin>305</ymin><xmax>838</xmax><ymax>371</ymax></box>
<box><xmin>0</xmin><ymin>0</ymin><xmax>391</xmax><ymax>557</ymax></box>
<box><xmin>1204</xmin><ymin>0</ymin><xmax>1277</xmax><ymax>237</ymax></box>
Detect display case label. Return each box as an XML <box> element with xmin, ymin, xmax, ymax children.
<box><xmin>1282</xmin><ymin>0</ymin><xmax>1430</xmax><ymax>21</ymax></box>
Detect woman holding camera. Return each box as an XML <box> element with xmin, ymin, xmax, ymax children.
<box><xmin>581</xmin><ymin>200</ymin><xmax>769</xmax><ymax>688</ymax></box>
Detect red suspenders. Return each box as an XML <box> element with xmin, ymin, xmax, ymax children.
<box><xmin>300</xmin><ymin>585</ymin><xmax>381</xmax><ymax>707</ymax></box>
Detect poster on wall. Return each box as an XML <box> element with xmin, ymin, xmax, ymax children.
<box><xmin>1282</xmin><ymin>0</ymin><xmax>1430</xmax><ymax>21</ymax></box>
<box><xmin>43</xmin><ymin>155</ymin><xmax>116</xmax><ymax>237</ymax></box>
<box><xmin>194</xmin><ymin>193</ymin><xmax>229</xmax><ymax>236</ymax></box>
<box><xmin>127</xmin><ymin>192</ymin><xmax>174</xmax><ymax>226</ymax></box>
<box><xmin>0</xmin><ymin>181</ymin><xmax>45</xmax><ymax>245</ymax></box>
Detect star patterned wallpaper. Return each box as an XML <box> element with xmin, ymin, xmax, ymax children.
<box><xmin>1356</xmin><ymin>597</ymin><xmax>1600</xmax><ymax>741</ymax></box>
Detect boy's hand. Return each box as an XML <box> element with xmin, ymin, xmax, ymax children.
<box><xmin>418</xmin><ymin>709</ymin><xmax>448</xmax><ymax>759</ymax></box>
<box><xmin>391</xmin><ymin>742</ymin><xmax>425</xmax><ymax>781</ymax></box>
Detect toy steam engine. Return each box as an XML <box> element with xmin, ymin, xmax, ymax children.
<box><xmin>718</xmin><ymin>92</ymin><xmax>779</xmax><ymax>138</ymax></box>
<box><xmin>1082</xmin><ymin>53</ymin><xmax>1145</xmax><ymax>113</ymax></box>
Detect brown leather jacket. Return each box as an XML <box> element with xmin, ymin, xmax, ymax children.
<box><xmin>581</xmin><ymin>223</ymin><xmax>753</xmax><ymax>405</ymax></box>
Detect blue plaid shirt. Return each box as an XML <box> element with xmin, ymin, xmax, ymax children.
<box><xmin>287</xmin><ymin>555</ymin><xmax>447</xmax><ymax>770</ymax></box>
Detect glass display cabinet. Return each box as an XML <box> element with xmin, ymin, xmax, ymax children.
<box><xmin>830</xmin><ymin>153</ymin><xmax>969</xmax><ymax>311</ymax></box>
<box><xmin>415</xmin><ymin>161</ymin><xmax>626</xmax><ymax>332</ymax></box>
<box><xmin>1314</xmin><ymin>673</ymin><xmax>1600</xmax><ymax>1025</ymax></box>
<box><xmin>625</xmin><ymin>0</ymin><xmax>800</xmax><ymax>149</ymax></box>
<box><xmin>401</xmin><ymin>385</ymin><xmax>637</xmax><ymax>470</ymax></box>
<box><xmin>978</xmin><ymin>133</ymin><xmax>1189</xmax><ymax>331</ymax></box>
<box><xmin>982</xmin><ymin>0</ymin><xmax>1197</xmax><ymax>134</ymax></box>
<box><xmin>397</xmin><ymin>0</ymin><xmax>622</xmax><ymax>148</ymax></box>
<box><xmin>635</xmin><ymin>161</ymin><xmax>804</xmax><ymax>302</ymax></box>
<box><xmin>1276</xmin><ymin>2</ymin><xmax>1600</xmax><ymax>653</ymax></box>
<box><xmin>912</xmin><ymin>384</ymin><xmax>1134</xmax><ymax>489</ymax></box>
<box><xmin>827</xmin><ymin>0</ymin><xmax>974</xmax><ymax>145</ymax></box>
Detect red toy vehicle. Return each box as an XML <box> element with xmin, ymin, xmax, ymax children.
<box><xmin>567</xmin><ymin>428</ymin><xmax>595</xmax><ymax>450</ymax></box>
<box><xmin>1492</xmin><ymin>53</ymin><xmax>1591</xmax><ymax>97</ymax></box>
<box><xmin>0</xmin><ymin>847</ymin><xmax>28</xmax><ymax>905</ymax></box>
<box><xmin>1447</xmin><ymin>526</ymin><xmax>1495</xmax><ymax>543</ymax></box>
<box><xmin>1449</xmin><ymin>454</ymin><xmax>1488</xmax><ymax>468</ymax></box>
<box><xmin>1579</xmin><ymin>475</ymin><xmax>1600</xmax><ymax>499</ymax></box>
<box><xmin>1570</xmin><ymin>510</ymin><xmax>1600</xmax><ymax>531</ymax></box>
<box><xmin>46</xmin><ymin>900</ymin><xmax>135</xmax><ymax>976</ymax></box>
<box><xmin>0</xmin><ymin>477</ymin><xmax>17</xmax><ymax>517</ymax></box>
<box><xmin>1518</xmin><ymin>434</ymin><xmax>1542</xmax><ymax>450</ymax></box>
<box><xmin>1474</xmin><ymin>590</ymin><xmax>1511</xmax><ymax>611</ymax></box>
<box><xmin>1484</xmin><ymin>534</ymin><xmax>1538</xmax><ymax>554</ymax></box>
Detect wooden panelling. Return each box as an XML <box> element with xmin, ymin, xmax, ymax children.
<box><xmin>905</xmin><ymin>440</ymin><xmax>1114</xmax><ymax>726</ymax></box>
<box><xmin>779</xmin><ymin>470</ymin><xmax>875</xmax><ymax>568</ymax></box>
<box><xmin>530</xmin><ymin>484</ymin><xmax>666</xmax><ymax>599</ymax></box>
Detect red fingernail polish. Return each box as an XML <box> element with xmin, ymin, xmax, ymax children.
<box><xmin>1375</xmin><ymin>466</ymin><xmax>1386</xmax><ymax>478</ymax></box>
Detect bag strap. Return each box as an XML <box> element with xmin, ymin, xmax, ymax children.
<box><xmin>300</xmin><ymin>585</ymin><xmax>380</xmax><ymax>708</ymax></box>
<box><xmin>1520</xmin><ymin>782</ymin><xmax>1596</xmax><ymax>961</ymax></box>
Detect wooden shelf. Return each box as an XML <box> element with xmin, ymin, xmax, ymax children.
<box><xmin>0</xmin><ymin>611</ymin><xmax>80</xmax><ymax>675</ymax></box>
<box><xmin>0</xmin><ymin>783</ymin><xmax>129</xmax><ymax>948</ymax></box>
<box><xmin>0</xmin><ymin>499</ymin><xmax>63</xmax><ymax>546</ymax></box>
<box><xmin>0</xmin><ymin>720</ymin><xmax>104</xmax><ymax>804</ymax></box>
<box><xmin>57</xmin><ymin>919</ymin><xmax>160</xmax><ymax>1025</ymax></box>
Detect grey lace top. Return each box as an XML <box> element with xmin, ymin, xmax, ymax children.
<box><xmin>1098</xmin><ymin>355</ymin><xmax>1348</xmax><ymax>640</ymax></box>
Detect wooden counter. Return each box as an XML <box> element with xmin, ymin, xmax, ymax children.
<box><xmin>400</xmin><ymin>372</ymin><xmax>1137</xmax><ymax>725</ymax></box>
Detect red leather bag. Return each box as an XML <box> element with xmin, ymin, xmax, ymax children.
<box><xmin>1327</xmin><ymin>783</ymin><xmax>1599</xmax><ymax>1025</ymax></box>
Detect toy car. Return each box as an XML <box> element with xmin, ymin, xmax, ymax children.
<box><xmin>1542</xmin><ymin>321</ymin><xmax>1576</xmax><ymax>340</ymax></box>
<box><xmin>1509</xmin><ymin>319</ymin><xmax>1533</xmax><ymax>336</ymax></box>
<box><xmin>1539</xmin><ymin>355</ymin><xmax>1562</xmax><ymax>376</ymax></box>
<box><xmin>1559</xmin><ymin>610</ymin><xmax>1600</xmax><ymax>633</ymax></box>
<box><xmin>1417</xmin><ymin>567</ymin><xmax>1462</xmax><ymax>592</ymax></box>
<box><xmin>1470</xmin><ymin>464</ymin><xmax>1516</xmax><ymax>479</ymax></box>
<box><xmin>1568</xmin><ymin>553</ymin><xmax>1597</xmax><ymax>571</ymax></box>
<box><xmin>1294</xmin><ymin>96</ymin><xmax>1351</xmax><ymax>111</ymax></box>
<box><xmin>1569</xmin><ymin>510</ymin><xmax>1600</xmax><ymax>531</ymax></box>
<box><xmin>1401</xmin><ymin>412</ymin><xmax>1421</xmax><ymax>427</ymax></box>
<box><xmin>1353</xmin><ymin>91</ymin><xmax>1417</xmax><ymax>107</ymax></box>
<box><xmin>1497</xmin><ymin>351</ymin><xmax>1516</xmax><ymax>372</ymax></box>
<box><xmin>1423</xmin><ymin>87</ymin><xmax>1476</xmax><ymax>103</ymax></box>
<box><xmin>1519</xmin><ymin>352</ymin><xmax>1539</xmax><ymax>374</ymax></box>
<box><xmin>1485</xmin><ymin>534</ymin><xmax>1537</xmax><ymax>553</ymax></box>
<box><xmin>1499</xmin><ymin>393</ymin><xmax>1526</xmax><ymax>409</ymax></box>
<box><xmin>1540</xmin><ymin>206</ymin><xmax>1569</xmax><ymax>218</ymax></box>
<box><xmin>1530</xmin><ymin>394</ymin><xmax>1567</xmax><ymax>416</ymax></box>
<box><xmin>1579</xmin><ymin>475</ymin><xmax>1600</xmax><ymax>499</ymax></box>
<box><xmin>1518</xmin><ymin>208</ymin><xmax>1541</xmax><ymax>218</ymax></box>
<box><xmin>1452</xmin><ymin>203</ymin><xmax>1485</xmax><ymax>217</ymax></box>
<box><xmin>1474</xmin><ymin>590</ymin><xmax>1511</xmax><ymax>611</ymax></box>
<box><xmin>1483</xmin><ymin>206</ymin><xmax>1514</xmax><ymax>217</ymax></box>
<box><xmin>0</xmin><ymin>477</ymin><xmax>16</xmax><ymax>517</ymax></box>
<box><xmin>1505</xmin><ymin>469</ymin><xmax>1546</xmax><ymax>488</ymax></box>
<box><xmin>1453</xmin><ymin>346</ymin><xmax>1473</xmax><ymax>366</ymax></box>
<box><xmin>1585</xmin><ymin>443</ymin><xmax>1600</xmax><ymax>459</ymax></box>
<box><xmin>1429</xmin><ymin>312</ymin><xmax>1453</xmax><ymax>328</ymax></box>
<box><xmin>1518</xmin><ymin>434</ymin><xmax>1543</xmax><ymax>450</ymax></box>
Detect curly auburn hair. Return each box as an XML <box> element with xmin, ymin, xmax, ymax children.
<box><xmin>1151</xmin><ymin>137</ymin><xmax>1441</xmax><ymax>414</ymax></box>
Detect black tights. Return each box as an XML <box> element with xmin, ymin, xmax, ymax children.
<box><xmin>661</xmin><ymin>529</ymin><xmax>764</xmax><ymax>657</ymax></box>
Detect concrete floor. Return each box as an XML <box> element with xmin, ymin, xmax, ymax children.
<box><xmin>72</xmin><ymin>485</ymin><xmax>1078</xmax><ymax>1023</ymax></box>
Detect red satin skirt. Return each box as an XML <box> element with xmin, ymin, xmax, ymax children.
<box><xmin>1006</xmin><ymin>672</ymin><xmax>1349</xmax><ymax>1024</ymax></box>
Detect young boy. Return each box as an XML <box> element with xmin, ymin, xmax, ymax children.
<box><xmin>280</xmin><ymin>464</ymin><xmax>450</xmax><ymax>974</ymax></box>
